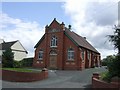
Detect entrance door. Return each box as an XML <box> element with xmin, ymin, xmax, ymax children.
<box><xmin>49</xmin><ymin>50</ymin><xmax>57</xmax><ymax>69</ymax></box>
<box><xmin>49</xmin><ymin>55</ymin><xmax>57</xmax><ymax>69</ymax></box>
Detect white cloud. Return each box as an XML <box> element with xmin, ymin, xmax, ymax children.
<box><xmin>0</xmin><ymin>13</ymin><xmax>44</xmax><ymax>57</ymax></box>
<box><xmin>63</xmin><ymin>0</ymin><xmax>119</xmax><ymax>59</ymax></box>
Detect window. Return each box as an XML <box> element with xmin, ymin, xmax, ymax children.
<box><xmin>81</xmin><ymin>49</ymin><xmax>84</xmax><ymax>60</ymax></box>
<box><xmin>87</xmin><ymin>51</ymin><xmax>91</xmax><ymax>60</ymax></box>
<box><xmin>38</xmin><ymin>50</ymin><xmax>43</xmax><ymax>60</ymax></box>
<box><xmin>50</xmin><ymin>36</ymin><xmax>57</xmax><ymax>47</ymax></box>
<box><xmin>68</xmin><ymin>48</ymin><xmax>74</xmax><ymax>60</ymax></box>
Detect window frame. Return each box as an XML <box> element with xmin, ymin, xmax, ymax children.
<box><xmin>81</xmin><ymin>49</ymin><xmax>85</xmax><ymax>60</ymax></box>
<box><xmin>38</xmin><ymin>50</ymin><xmax>43</xmax><ymax>60</ymax></box>
<box><xmin>50</xmin><ymin>35</ymin><xmax>57</xmax><ymax>47</ymax></box>
<box><xmin>67</xmin><ymin>48</ymin><xmax>74</xmax><ymax>61</ymax></box>
<box><xmin>87</xmin><ymin>51</ymin><xmax>91</xmax><ymax>60</ymax></box>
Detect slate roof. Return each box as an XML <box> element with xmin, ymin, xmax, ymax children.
<box><xmin>65</xmin><ymin>29</ymin><xmax>99</xmax><ymax>53</ymax></box>
<box><xmin>0</xmin><ymin>41</ymin><xmax>17</xmax><ymax>50</ymax></box>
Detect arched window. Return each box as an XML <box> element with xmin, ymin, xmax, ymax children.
<box><xmin>67</xmin><ymin>48</ymin><xmax>74</xmax><ymax>60</ymax></box>
<box><xmin>50</xmin><ymin>36</ymin><xmax>57</xmax><ymax>47</ymax></box>
<box><xmin>38</xmin><ymin>49</ymin><xmax>43</xmax><ymax>60</ymax></box>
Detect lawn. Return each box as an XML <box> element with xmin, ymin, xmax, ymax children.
<box><xmin>2</xmin><ymin>68</ymin><xmax>41</xmax><ymax>73</ymax></box>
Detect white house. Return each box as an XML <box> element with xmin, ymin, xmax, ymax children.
<box><xmin>0</xmin><ymin>40</ymin><xmax>28</xmax><ymax>61</ymax></box>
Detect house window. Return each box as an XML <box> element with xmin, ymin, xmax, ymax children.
<box><xmin>67</xmin><ymin>48</ymin><xmax>74</xmax><ymax>60</ymax></box>
<box><xmin>81</xmin><ymin>49</ymin><xmax>85</xmax><ymax>60</ymax></box>
<box><xmin>87</xmin><ymin>51</ymin><xmax>91</xmax><ymax>60</ymax></box>
<box><xmin>38</xmin><ymin>50</ymin><xmax>43</xmax><ymax>60</ymax></box>
<box><xmin>50</xmin><ymin>36</ymin><xmax>57</xmax><ymax>47</ymax></box>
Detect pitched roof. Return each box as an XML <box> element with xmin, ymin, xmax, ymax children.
<box><xmin>65</xmin><ymin>29</ymin><xmax>99</xmax><ymax>54</ymax></box>
<box><xmin>0</xmin><ymin>41</ymin><xmax>17</xmax><ymax>50</ymax></box>
<box><xmin>34</xmin><ymin>34</ymin><xmax>45</xmax><ymax>48</ymax></box>
<box><xmin>0</xmin><ymin>40</ymin><xmax>28</xmax><ymax>53</ymax></box>
<box><xmin>34</xmin><ymin>19</ymin><xmax>100</xmax><ymax>54</ymax></box>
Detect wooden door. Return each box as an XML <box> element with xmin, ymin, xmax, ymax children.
<box><xmin>49</xmin><ymin>55</ymin><xmax>57</xmax><ymax>69</ymax></box>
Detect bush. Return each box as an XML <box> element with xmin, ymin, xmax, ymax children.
<box><xmin>13</xmin><ymin>61</ymin><xmax>22</xmax><ymax>68</ymax></box>
<box><xmin>102</xmin><ymin>71</ymin><xmax>113</xmax><ymax>83</ymax></box>
<box><xmin>19</xmin><ymin>57</ymin><xmax>33</xmax><ymax>67</ymax></box>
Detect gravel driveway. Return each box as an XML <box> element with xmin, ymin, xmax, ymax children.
<box><xmin>2</xmin><ymin>66</ymin><xmax>106</xmax><ymax>89</ymax></box>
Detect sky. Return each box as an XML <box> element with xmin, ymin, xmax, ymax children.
<box><xmin>0</xmin><ymin>0</ymin><xmax>119</xmax><ymax>59</ymax></box>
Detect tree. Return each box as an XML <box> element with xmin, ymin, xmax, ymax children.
<box><xmin>102</xmin><ymin>55</ymin><xmax>115</xmax><ymax>66</ymax></box>
<box><xmin>2</xmin><ymin>48</ymin><xmax>14</xmax><ymax>68</ymax></box>
<box><xmin>107</xmin><ymin>26</ymin><xmax>120</xmax><ymax>78</ymax></box>
<box><xmin>108</xmin><ymin>26</ymin><xmax>120</xmax><ymax>54</ymax></box>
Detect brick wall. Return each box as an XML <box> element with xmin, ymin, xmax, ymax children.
<box><xmin>2</xmin><ymin>69</ymin><xmax>48</xmax><ymax>82</ymax></box>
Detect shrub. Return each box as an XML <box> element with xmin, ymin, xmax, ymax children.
<box><xmin>19</xmin><ymin>57</ymin><xmax>33</xmax><ymax>67</ymax></box>
<box><xmin>102</xmin><ymin>71</ymin><xmax>113</xmax><ymax>83</ymax></box>
<box><xmin>13</xmin><ymin>61</ymin><xmax>22</xmax><ymax>68</ymax></box>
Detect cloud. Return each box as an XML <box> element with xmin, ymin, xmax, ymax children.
<box><xmin>63</xmin><ymin>0</ymin><xmax>118</xmax><ymax>59</ymax></box>
<box><xmin>0</xmin><ymin>13</ymin><xmax>44</xmax><ymax>57</ymax></box>
<box><xmin>85</xmin><ymin>2</ymin><xmax>118</xmax><ymax>26</ymax></box>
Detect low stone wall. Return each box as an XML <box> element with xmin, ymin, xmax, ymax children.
<box><xmin>2</xmin><ymin>69</ymin><xmax>48</xmax><ymax>82</ymax></box>
<box><xmin>92</xmin><ymin>73</ymin><xmax>120</xmax><ymax>89</ymax></box>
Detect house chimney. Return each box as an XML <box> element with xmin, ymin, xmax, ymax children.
<box><xmin>68</xmin><ymin>25</ymin><xmax>71</xmax><ymax>30</ymax></box>
<box><xmin>61</xmin><ymin>22</ymin><xmax>65</xmax><ymax>30</ymax></box>
<box><xmin>83</xmin><ymin>37</ymin><xmax>86</xmax><ymax>39</ymax></box>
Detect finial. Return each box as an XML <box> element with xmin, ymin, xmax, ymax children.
<box><xmin>54</xmin><ymin>18</ymin><xmax>56</xmax><ymax>20</ymax></box>
<box><xmin>45</xmin><ymin>25</ymin><xmax>49</xmax><ymax>28</ymax></box>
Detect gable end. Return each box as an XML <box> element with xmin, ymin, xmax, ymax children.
<box><xmin>34</xmin><ymin>34</ymin><xmax>45</xmax><ymax>48</ymax></box>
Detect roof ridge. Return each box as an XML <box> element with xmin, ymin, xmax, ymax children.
<box><xmin>4</xmin><ymin>40</ymin><xmax>18</xmax><ymax>44</ymax></box>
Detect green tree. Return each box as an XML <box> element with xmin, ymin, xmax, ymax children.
<box><xmin>108</xmin><ymin>26</ymin><xmax>120</xmax><ymax>54</ymax></box>
<box><xmin>102</xmin><ymin>55</ymin><xmax>115</xmax><ymax>66</ymax></box>
<box><xmin>107</xmin><ymin>26</ymin><xmax>120</xmax><ymax>78</ymax></box>
<box><xmin>2</xmin><ymin>48</ymin><xmax>14</xmax><ymax>68</ymax></box>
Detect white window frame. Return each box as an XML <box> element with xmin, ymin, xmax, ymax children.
<box><xmin>67</xmin><ymin>48</ymin><xmax>74</xmax><ymax>60</ymax></box>
<box><xmin>38</xmin><ymin>50</ymin><xmax>43</xmax><ymax>60</ymax></box>
<box><xmin>87</xmin><ymin>51</ymin><xmax>91</xmax><ymax>60</ymax></box>
<box><xmin>50</xmin><ymin>36</ymin><xmax>57</xmax><ymax>47</ymax></box>
<box><xmin>81</xmin><ymin>49</ymin><xmax>85</xmax><ymax>60</ymax></box>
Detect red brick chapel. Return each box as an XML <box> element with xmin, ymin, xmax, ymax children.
<box><xmin>33</xmin><ymin>18</ymin><xmax>101</xmax><ymax>70</ymax></box>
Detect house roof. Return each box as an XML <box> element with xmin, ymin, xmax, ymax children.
<box><xmin>0</xmin><ymin>40</ymin><xmax>28</xmax><ymax>53</ymax></box>
<box><xmin>0</xmin><ymin>41</ymin><xmax>17</xmax><ymax>50</ymax></box>
<box><xmin>34</xmin><ymin>19</ymin><xmax>100</xmax><ymax>54</ymax></box>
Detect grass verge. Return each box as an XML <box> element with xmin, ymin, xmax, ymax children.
<box><xmin>2</xmin><ymin>68</ymin><xmax>41</xmax><ymax>73</ymax></box>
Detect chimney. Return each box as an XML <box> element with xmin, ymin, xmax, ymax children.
<box><xmin>68</xmin><ymin>25</ymin><xmax>71</xmax><ymax>30</ymax></box>
<box><xmin>61</xmin><ymin>22</ymin><xmax>65</xmax><ymax>30</ymax></box>
<box><xmin>83</xmin><ymin>37</ymin><xmax>86</xmax><ymax>39</ymax></box>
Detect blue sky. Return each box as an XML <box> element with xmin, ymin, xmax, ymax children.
<box><xmin>1</xmin><ymin>1</ymin><xmax>119</xmax><ymax>59</ymax></box>
<box><xmin>2</xmin><ymin>2</ymin><xmax>71</xmax><ymax>26</ymax></box>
